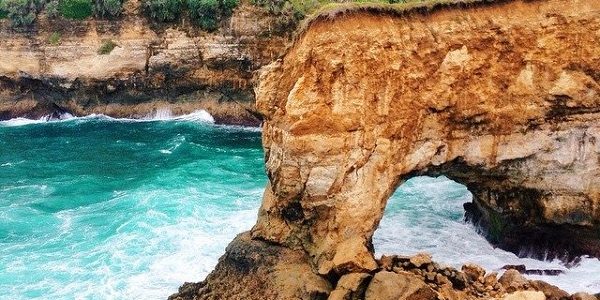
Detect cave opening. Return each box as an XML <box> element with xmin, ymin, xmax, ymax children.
<box><xmin>372</xmin><ymin>176</ymin><xmax>481</xmax><ymax>261</ymax></box>
<box><xmin>370</xmin><ymin>176</ymin><xmax>600</xmax><ymax>293</ymax></box>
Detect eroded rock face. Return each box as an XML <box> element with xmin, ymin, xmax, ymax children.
<box><xmin>0</xmin><ymin>1</ymin><xmax>288</xmax><ymax>125</ymax></box>
<box><xmin>168</xmin><ymin>232</ymin><xmax>332</xmax><ymax>300</ymax></box>
<box><xmin>251</xmin><ymin>0</ymin><xmax>600</xmax><ymax>274</ymax></box>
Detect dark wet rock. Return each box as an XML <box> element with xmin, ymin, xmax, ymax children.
<box><xmin>168</xmin><ymin>232</ymin><xmax>331</xmax><ymax>300</ymax></box>
<box><xmin>501</xmin><ymin>265</ymin><xmax>565</xmax><ymax>276</ymax></box>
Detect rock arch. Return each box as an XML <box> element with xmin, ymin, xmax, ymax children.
<box><xmin>251</xmin><ymin>0</ymin><xmax>600</xmax><ymax>276</ymax></box>
<box><xmin>170</xmin><ymin>1</ymin><xmax>600</xmax><ymax>299</ymax></box>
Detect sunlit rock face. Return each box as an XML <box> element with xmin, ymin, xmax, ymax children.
<box><xmin>252</xmin><ymin>0</ymin><xmax>600</xmax><ymax>274</ymax></box>
<box><xmin>174</xmin><ymin>0</ymin><xmax>600</xmax><ymax>299</ymax></box>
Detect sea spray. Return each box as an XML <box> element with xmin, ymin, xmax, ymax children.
<box><xmin>0</xmin><ymin>110</ymin><xmax>215</xmax><ymax>128</ymax></box>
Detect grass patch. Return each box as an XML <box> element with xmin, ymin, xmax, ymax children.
<box><xmin>98</xmin><ymin>39</ymin><xmax>117</xmax><ymax>55</ymax></box>
<box><xmin>48</xmin><ymin>32</ymin><xmax>61</xmax><ymax>45</ymax></box>
<box><xmin>291</xmin><ymin>0</ymin><xmax>497</xmax><ymax>43</ymax></box>
<box><xmin>59</xmin><ymin>0</ymin><xmax>92</xmax><ymax>20</ymax></box>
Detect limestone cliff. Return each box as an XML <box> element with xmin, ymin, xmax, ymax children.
<box><xmin>254</xmin><ymin>0</ymin><xmax>600</xmax><ymax>270</ymax></box>
<box><xmin>0</xmin><ymin>0</ymin><xmax>288</xmax><ymax>125</ymax></box>
<box><xmin>175</xmin><ymin>0</ymin><xmax>600</xmax><ymax>299</ymax></box>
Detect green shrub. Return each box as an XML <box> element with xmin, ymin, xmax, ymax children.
<box><xmin>187</xmin><ymin>0</ymin><xmax>238</xmax><ymax>31</ymax></box>
<box><xmin>59</xmin><ymin>0</ymin><xmax>92</xmax><ymax>19</ymax></box>
<box><xmin>220</xmin><ymin>0</ymin><xmax>237</xmax><ymax>15</ymax></box>
<box><xmin>0</xmin><ymin>0</ymin><xmax>7</xmax><ymax>19</ymax></box>
<box><xmin>143</xmin><ymin>0</ymin><xmax>182</xmax><ymax>22</ymax></box>
<box><xmin>97</xmin><ymin>39</ymin><xmax>117</xmax><ymax>54</ymax></box>
<box><xmin>187</xmin><ymin>0</ymin><xmax>218</xmax><ymax>30</ymax></box>
<box><xmin>93</xmin><ymin>0</ymin><xmax>121</xmax><ymax>19</ymax></box>
<box><xmin>48</xmin><ymin>31</ymin><xmax>60</xmax><ymax>44</ymax></box>
<box><xmin>1</xmin><ymin>0</ymin><xmax>43</xmax><ymax>27</ymax></box>
<box><xmin>45</xmin><ymin>0</ymin><xmax>60</xmax><ymax>18</ymax></box>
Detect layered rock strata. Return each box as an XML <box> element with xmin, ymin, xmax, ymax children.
<box><xmin>0</xmin><ymin>0</ymin><xmax>288</xmax><ymax>125</ymax></box>
<box><xmin>178</xmin><ymin>0</ymin><xmax>600</xmax><ymax>298</ymax></box>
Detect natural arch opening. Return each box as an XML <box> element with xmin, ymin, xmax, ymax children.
<box><xmin>247</xmin><ymin>0</ymin><xmax>600</xmax><ymax>278</ymax></box>
<box><xmin>373</xmin><ymin>176</ymin><xmax>472</xmax><ymax>259</ymax></box>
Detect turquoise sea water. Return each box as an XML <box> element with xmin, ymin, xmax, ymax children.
<box><xmin>1</xmin><ymin>113</ymin><xmax>598</xmax><ymax>299</ymax></box>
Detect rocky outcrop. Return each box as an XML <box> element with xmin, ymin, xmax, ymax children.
<box><xmin>176</xmin><ymin>0</ymin><xmax>600</xmax><ymax>298</ymax></box>
<box><xmin>253</xmin><ymin>0</ymin><xmax>600</xmax><ymax>270</ymax></box>
<box><xmin>0</xmin><ymin>0</ymin><xmax>288</xmax><ymax>125</ymax></box>
<box><xmin>168</xmin><ymin>233</ymin><xmax>332</xmax><ymax>300</ymax></box>
<box><xmin>171</xmin><ymin>237</ymin><xmax>597</xmax><ymax>300</ymax></box>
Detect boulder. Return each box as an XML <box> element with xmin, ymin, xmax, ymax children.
<box><xmin>503</xmin><ymin>291</ymin><xmax>546</xmax><ymax>300</ymax></box>
<box><xmin>499</xmin><ymin>270</ymin><xmax>528</xmax><ymax>292</ymax></box>
<box><xmin>328</xmin><ymin>273</ymin><xmax>372</xmax><ymax>300</ymax></box>
<box><xmin>364</xmin><ymin>271</ymin><xmax>436</xmax><ymax>300</ymax></box>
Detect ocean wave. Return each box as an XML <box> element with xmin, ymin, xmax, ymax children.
<box><xmin>0</xmin><ymin>109</ymin><xmax>215</xmax><ymax>127</ymax></box>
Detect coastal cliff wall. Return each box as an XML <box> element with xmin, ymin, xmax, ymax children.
<box><xmin>173</xmin><ymin>0</ymin><xmax>600</xmax><ymax>299</ymax></box>
<box><xmin>0</xmin><ymin>0</ymin><xmax>288</xmax><ymax>125</ymax></box>
<box><xmin>254</xmin><ymin>0</ymin><xmax>600</xmax><ymax>270</ymax></box>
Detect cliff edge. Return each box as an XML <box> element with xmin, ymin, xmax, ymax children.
<box><xmin>0</xmin><ymin>0</ymin><xmax>288</xmax><ymax>125</ymax></box>
<box><xmin>173</xmin><ymin>0</ymin><xmax>600</xmax><ymax>299</ymax></box>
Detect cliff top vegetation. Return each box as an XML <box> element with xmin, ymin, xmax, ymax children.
<box><xmin>0</xmin><ymin>0</ymin><xmax>434</xmax><ymax>31</ymax></box>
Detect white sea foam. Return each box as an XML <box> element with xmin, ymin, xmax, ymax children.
<box><xmin>146</xmin><ymin>107</ymin><xmax>174</xmax><ymax>120</ymax></box>
<box><xmin>0</xmin><ymin>117</ymin><xmax>46</xmax><ymax>126</ymax></box>
<box><xmin>373</xmin><ymin>176</ymin><xmax>600</xmax><ymax>294</ymax></box>
<box><xmin>0</xmin><ymin>109</ymin><xmax>215</xmax><ymax>127</ymax></box>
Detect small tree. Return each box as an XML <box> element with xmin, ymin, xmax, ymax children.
<box><xmin>187</xmin><ymin>0</ymin><xmax>238</xmax><ymax>31</ymax></box>
<box><xmin>97</xmin><ymin>39</ymin><xmax>117</xmax><ymax>54</ymax></box>
<box><xmin>0</xmin><ymin>0</ymin><xmax>8</xmax><ymax>18</ymax></box>
<box><xmin>187</xmin><ymin>0</ymin><xmax>218</xmax><ymax>30</ymax></box>
<box><xmin>220</xmin><ymin>0</ymin><xmax>237</xmax><ymax>15</ymax></box>
<box><xmin>143</xmin><ymin>0</ymin><xmax>182</xmax><ymax>22</ymax></box>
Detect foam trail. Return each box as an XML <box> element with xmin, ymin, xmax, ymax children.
<box><xmin>147</xmin><ymin>107</ymin><xmax>174</xmax><ymax>120</ymax></box>
<box><xmin>0</xmin><ymin>117</ymin><xmax>46</xmax><ymax>127</ymax></box>
<box><xmin>0</xmin><ymin>110</ymin><xmax>215</xmax><ymax>127</ymax></box>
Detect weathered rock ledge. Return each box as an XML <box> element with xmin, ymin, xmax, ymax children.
<box><xmin>175</xmin><ymin>0</ymin><xmax>600</xmax><ymax>298</ymax></box>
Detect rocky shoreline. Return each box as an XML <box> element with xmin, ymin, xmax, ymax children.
<box><xmin>169</xmin><ymin>233</ymin><xmax>599</xmax><ymax>300</ymax></box>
